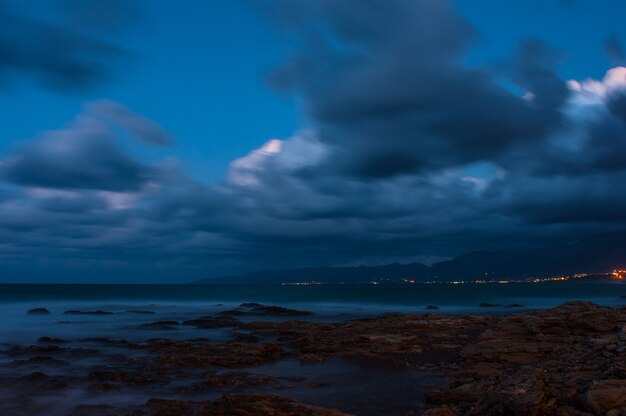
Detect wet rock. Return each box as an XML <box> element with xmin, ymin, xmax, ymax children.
<box><xmin>182</xmin><ymin>316</ymin><xmax>242</xmax><ymax>328</ymax></box>
<box><xmin>37</xmin><ymin>336</ymin><xmax>67</xmax><ymax>344</ymax></box>
<box><xmin>504</xmin><ymin>304</ymin><xmax>524</xmax><ymax>308</ymax></box>
<box><xmin>14</xmin><ymin>372</ymin><xmax>70</xmax><ymax>393</ymax></box>
<box><xmin>179</xmin><ymin>371</ymin><xmax>283</xmax><ymax>392</ymax></box>
<box><xmin>240</xmin><ymin>302</ymin><xmax>264</xmax><ymax>308</ymax></box>
<box><xmin>126</xmin><ymin>309</ymin><xmax>155</xmax><ymax>314</ymax></box>
<box><xmin>426</xmin><ymin>305</ymin><xmax>440</xmax><ymax>310</ymax></box>
<box><xmin>204</xmin><ymin>393</ymin><xmax>351</xmax><ymax>415</ymax></box>
<box><xmin>221</xmin><ymin>304</ymin><xmax>312</xmax><ymax>317</ymax></box>
<box><xmin>27</xmin><ymin>308</ymin><xmax>50</xmax><ymax>315</ymax></box>
<box><xmin>64</xmin><ymin>310</ymin><xmax>114</xmax><ymax>315</ymax></box>
<box><xmin>139</xmin><ymin>321</ymin><xmax>179</xmax><ymax>330</ymax></box>
<box><xmin>66</xmin><ymin>405</ymin><xmax>115</xmax><ymax>416</ymax></box>
<box><xmin>423</xmin><ymin>407</ymin><xmax>456</xmax><ymax>416</ymax></box>
<box><xmin>584</xmin><ymin>379</ymin><xmax>626</xmax><ymax>414</ymax></box>
<box><xmin>479</xmin><ymin>303</ymin><xmax>500</xmax><ymax>308</ymax></box>
<box><xmin>10</xmin><ymin>356</ymin><xmax>69</xmax><ymax>367</ymax></box>
<box><xmin>307</xmin><ymin>381</ymin><xmax>331</xmax><ymax>388</ymax></box>
<box><xmin>149</xmin><ymin>339</ymin><xmax>284</xmax><ymax>368</ymax></box>
<box><xmin>251</xmin><ymin>305</ymin><xmax>312</xmax><ymax>316</ymax></box>
<box><xmin>80</xmin><ymin>337</ymin><xmax>144</xmax><ymax>349</ymax></box>
<box><xmin>88</xmin><ymin>369</ymin><xmax>155</xmax><ymax>386</ymax></box>
<box><xmin>67</xmin><ymin>394</ymin><xmax>351</xmax><ymax>416</ymax></box>
<box><xmin>6</xmin><ymin>345</ymin><xmax>64</xmax><ymax>356</ymax></box>
<box><xmin>431</xmin><ymin>302</ymin><xmax>626</xmax><ymax>415</ymax></box>
<box><xmin>232</xmin><ymin>332</ymin><xmax>260</xmax><ymax>343</ymax></box>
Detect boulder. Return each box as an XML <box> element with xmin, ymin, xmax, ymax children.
<box><xmin>584</xmin><ymin>380</ymin><xmax>626</xmax><ymax>414</ymax></box>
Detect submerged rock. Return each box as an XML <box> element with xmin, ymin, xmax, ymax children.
<box><xmin>64</xmin><ymin>310</ymin><xmax>114</xmax><ymax>315</ymax></box>
<box><xmin>139</xmin><ymin>321</ymin><xmax>179</xmax><ymax>330</ymax></box>
<box><xmin>220</xmin><ymin>303</ymin><xmax>312</xmax><ymax>317</ymax></box>
<box><xmin>37</xmin><ymin>336</ymin><xmax>67</xmax><ymax>344</ymax></box>
<box><xmin>27</xmin><ymin>308</ymin><xmax>50</xmax><ymax>315</ymax></box>
<box><xmin>182</xmin><ymin>316</ymin><xmax>242</xmax><ymax>328</ymax></box>
<box><xmin>67</xmin><ymin>393</ymin><xmax>351</xmax><ymax>416</ymax></box>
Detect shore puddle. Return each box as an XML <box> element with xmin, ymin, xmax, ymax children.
<box><xmin>240</xmin><ymin>358</ymin><xmax>447</xmax><ymax>416</ymax></box>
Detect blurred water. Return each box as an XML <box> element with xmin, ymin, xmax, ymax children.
<box><xmin>1</xmin><ymin>281</ymin><xmax>624</xmax><ymax>345</ymax></box>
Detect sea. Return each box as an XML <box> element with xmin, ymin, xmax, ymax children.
<box><xmin>1</xmin><ymin>280</ymin><xmax>625</xmax><ymax>344</ymax></box>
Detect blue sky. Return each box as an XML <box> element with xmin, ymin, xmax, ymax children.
<box><xmin>1</xmin><ymin>0</ymin><xmax>626</xmax><ymax>282</ymax></box>
<box><xmin>2</xmin><ymin>0</ymin><xmax>624</xmax><ymax>182</ymax></box>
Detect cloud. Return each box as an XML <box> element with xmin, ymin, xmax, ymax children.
<box><xmin>0</xmin><ymin>0</ymin><xmax>138</xmax><ymax>92</ymax></box>
<box><xmin>2</xmin><ymin>1</ymin><xmax>626</xmax><ymax>281</ymax></box>
<box><xmin>86</xmin><ymin>100</ymin><xmax>173</xmax><ymax>146</ymax></box>
<box><xmin>0</xmin><ymin>101</ymin><xmax>168</xmax><ymax>191</ymax></box>
<box><xmin>261</xmin><ymin>0</ymin><xmax>567</xmax><ymax>178</ymax></box>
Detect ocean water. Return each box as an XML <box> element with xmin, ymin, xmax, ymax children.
<box><xmin>1</xmin><ymin>280</ymin><xmax>625</xmax><ymax>345</ymax></box>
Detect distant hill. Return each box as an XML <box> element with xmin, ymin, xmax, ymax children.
<box><xmin>194</xmin><ymin>233</ymin><xmax>626</xmax><ymax>284</ymax></box>
<box><xmin>196</xmin><ymin>263</ymin><xmax>431</xmax><ymax>284</ymax></box>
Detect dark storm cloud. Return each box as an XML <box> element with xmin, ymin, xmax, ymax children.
<box><xmin>2</xmin><ymin>0</ymin><xmax>626</xmax><ymax>281</ymax></box>
<box><xmin>0</xmin><ymin>0</ymin><xmax>137</xmax><ymax>91</ymax></box>
<box><xmin>264</xmin><ymin>0</ymin><xmax>568</xmax><ymax>178</ymax></box>
<box><xmin>607</xmin><ymin>90</ymin><xmax>626</xmax><ymax>123</ymax></box>
<box><xmin>504</xmin><ymin>39</ymin><xmax>568</xmax><ymax>111</ymax></box>
<box><xmin>0</xmin><ymin>101</ymin><xmax>169</xmax><ymax>191</ymax></box>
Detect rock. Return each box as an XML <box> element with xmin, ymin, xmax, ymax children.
<box><xmin>504</xmin><ymin>304</ymin><xmax>524</xmax><ymax>308</ymax></box>
<box><xmin>251</xmin><ymin>305</ymin><xmax>312</xmax><ymax>316</ymax></box>
<box><xmin>10</xmin><ymin>356</ymin><xmax>69</xmax><ymax>367</ymax></box>
<box><xmin>584</xmin><ymin>379</ymin><xmax>626</xmax><ymax>414</ymax></box>
<box><xmin>206</xmin><ymin>393</ymin><xmax>351</xmax><ymax>415</ymax></box>
<box><xmin>232</xmin><ymin>332</ymin><xmax>260</xmax><ymax>343</ymax></box>
<box><xmin>63</xmin><ymin>310</ymin><xmax>114</xmax><ymax>315</ymax></box>
<box><xmin>423</xmin><ymin>407</ymin><xmax>456</xmax><ymax>416</ymax></box>
<box><xmin>182</xmin><ymin>316</ymin><xmax>242</xmax><ymax>328</ymax></box>
<box><xmin>139</xmin><ymin>321</ymin><xmax>179</xmax><ymax>330</ymax></box>
<box><xmin>149</xmin><ymin>339</ymin><xmax>284</xmax><ymax>368</ymax></box>
<box><xmin>80</xmin><ymin>337</ymin><xmax>143</xmax><ymax>349</ymax></box>
<box><xmin>479</xmin><ymin>303</ymin><xmax>500</xmax><ymax>308</ymax></box>
<box><xmin>240</xmin><ymin>302</ymin><xmax>264</xmax><ymax>308</ymax></box>
<box><xmin>426</xmin><ymin>305</ymin><xmax>440</xmax><ymax>310</ymax></box>
<box><xmin>202</xmin><ymin>372</ymin><xmax>280</xmax><ymax>389</ymax></box>
<box><xmin>219</xmin><ymin>309</ymin><xmax>247</xmax><ymax>316</ymax></box>
<box><xmin>89</xmin><ymin>369</ymin><xmax>153</xmax><ymax>386</ymax></box>
<box><xmin>221</xmin><ymin>304</ymin><xmax>312</xmax><ymax>317</ymax></box>
<box><xmin>126</xmin><ymin>309</ymin><xmax>155</xmax><ymax>314</ymax></box>
<box><xmin>66</xmin><ymin>405</ymin><xmax>115</xmax><ymax>416</ymax></box>
<box><xmin>37</xmin><ymin>336</ymin><xmax>67</xmax><ymax>344</ymax></box>
<box><xmin>27</xmin><ymin>308</ymin><xmax>50</xmax><ymax>315</ymax></box>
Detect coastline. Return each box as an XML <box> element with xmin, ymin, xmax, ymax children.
<box><xmin>1</xmin><ymin>300</ymin><xmax>625</xmax><ymax>415</ymax></box>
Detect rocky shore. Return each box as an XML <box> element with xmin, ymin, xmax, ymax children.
<box><xmin>2</xmin><ymin>301</ymin><xmax>626</xmax><ymax>415</ymax></box>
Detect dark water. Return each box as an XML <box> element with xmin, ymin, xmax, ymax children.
<box><xmin>2</xmin><ymin>280</ymin><xmax>625</xmax><ymax>307</ymax></box>
<box><xmin>1</xmin><ymin>280</ymin><xmax>625</xmax><ymax>344</ymax></box>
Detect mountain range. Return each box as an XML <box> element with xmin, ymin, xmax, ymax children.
<box><xmin>194</xmin><ymin>233</ymin><xmax>626</xmax><ymax>284</ymax></box>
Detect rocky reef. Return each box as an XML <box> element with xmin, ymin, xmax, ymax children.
<box><xmin>2</xmin><ymin>301</ymin><xmax>626</xmax><ymax>415</ymax></box>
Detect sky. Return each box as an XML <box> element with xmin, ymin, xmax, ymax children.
<box><xmin>1</xmin><ymin>0</ymin><xmax>626</xmax><ymax>282</ymax></box>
